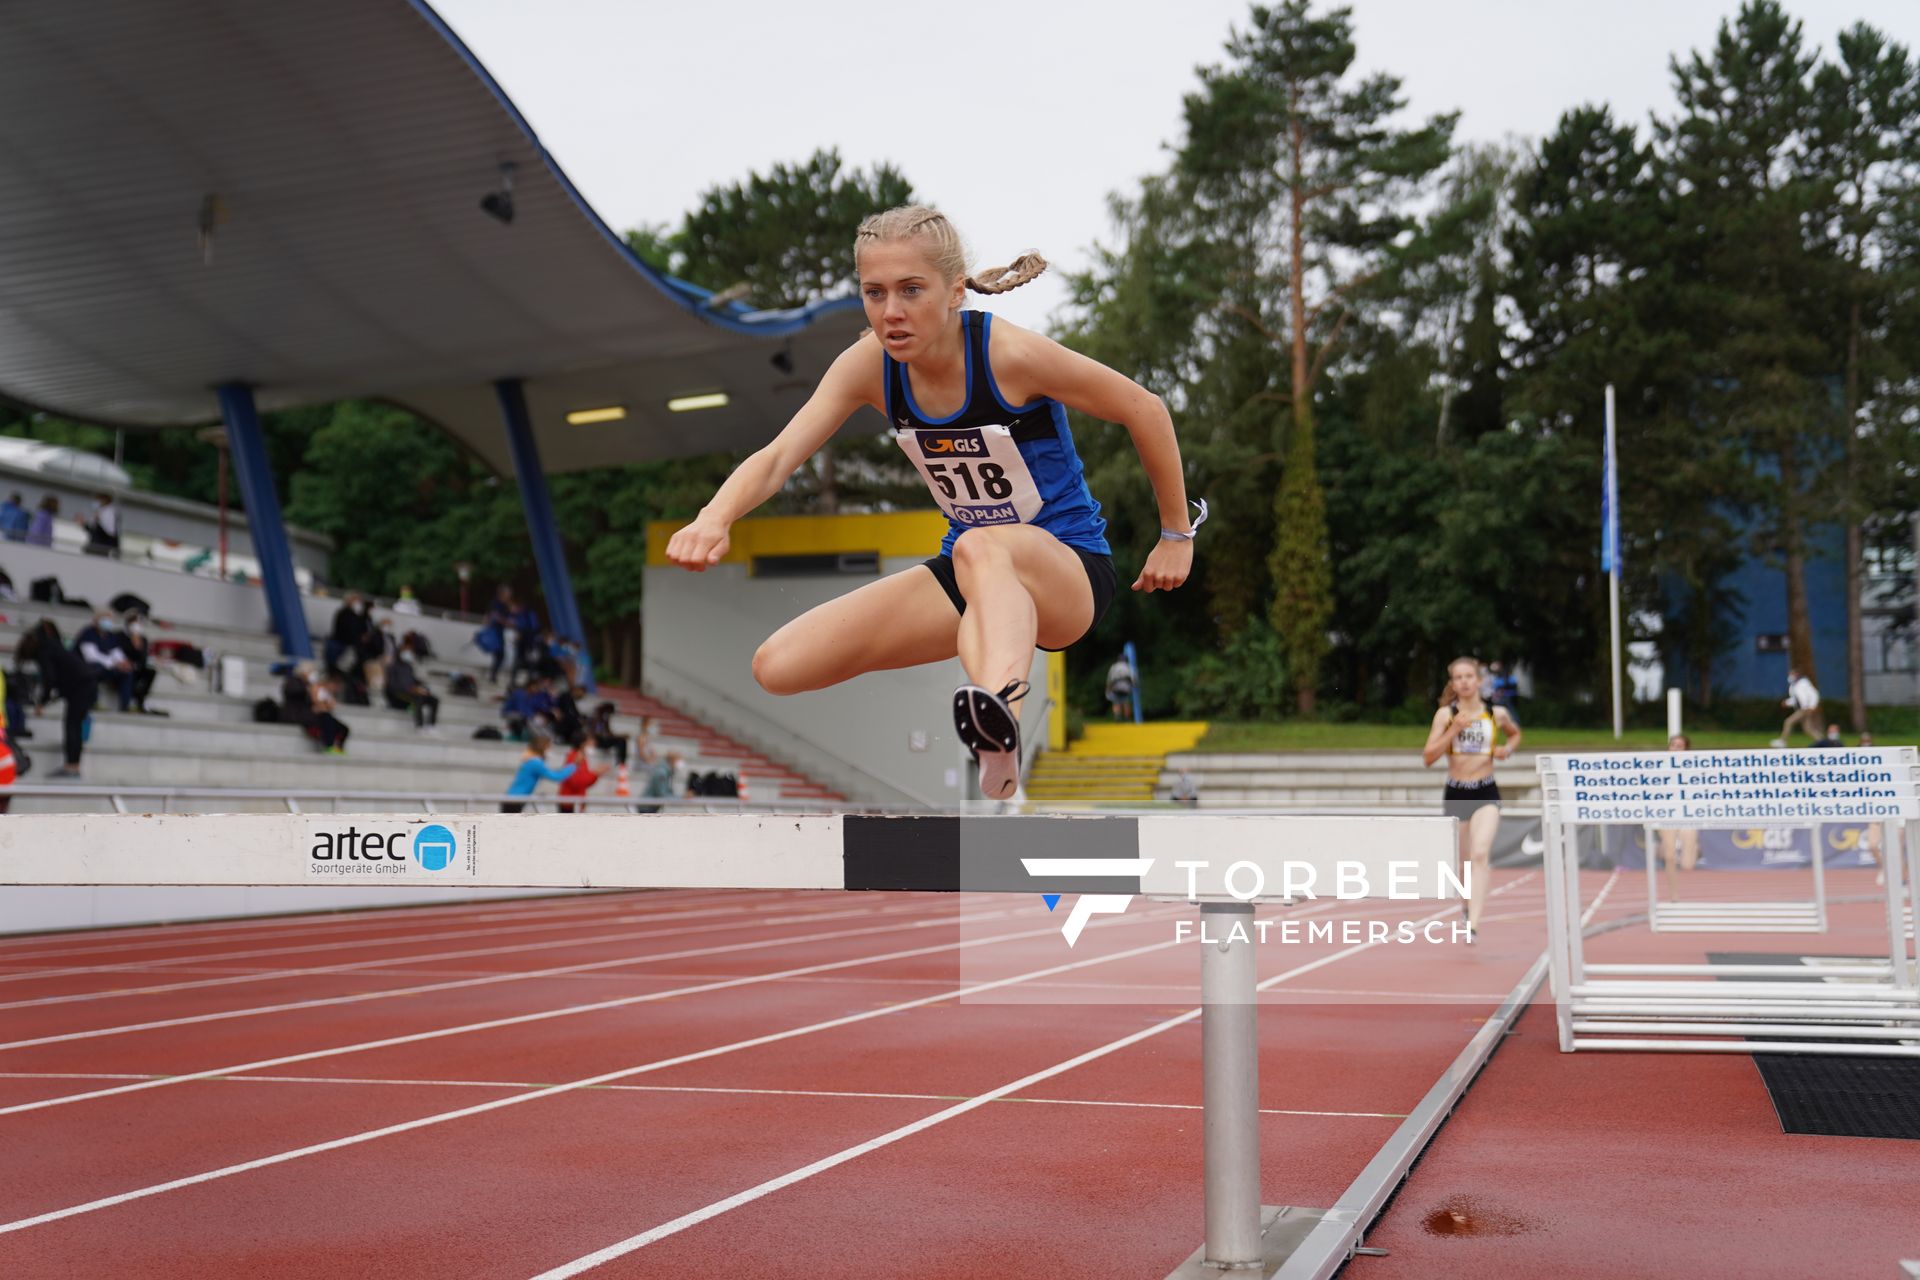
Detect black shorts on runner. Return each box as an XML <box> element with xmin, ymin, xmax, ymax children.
<box><xmin>921</xmin><ymin>546</ymin><xmax>1117</xmax><ymax>652</ymax></box>
<box><xmin>1442</xmin><ymin>778</ymin><xmax>1501</xmax><ymax>821</ymax></box>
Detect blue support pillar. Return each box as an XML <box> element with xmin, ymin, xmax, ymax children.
<box><xmin>495</xmin><ymin>378</ymin><xmax>593</xmax><ymax>690</ymax></box>
<box><xmin>217</xmin><ymin>384</ymin><xmax>313</xmax><ymax>660</ymax></box>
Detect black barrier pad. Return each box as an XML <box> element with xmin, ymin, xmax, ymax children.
<box><xmin>1751</xmin><ymin>1055</ymin><xmax>1920</xmax><ymax>1141</ymax></box>
<box><xmin>841</xmin><ymin>816</ymin><xmax>1140</xmax><ymax>894</ymax></box>
<box><xmin>1708</xmin><ymin>952</ymin><xmax>1920</xmax><ymax>1140</ymax></box>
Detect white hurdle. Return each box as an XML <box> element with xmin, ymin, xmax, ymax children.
<box><xmin>0</xmin><ymin>811</ymin><xmax>1458</xmax><ymax>1279</ymax></box>
<box><xmin>1538</xmin><ymin>747</ymin><xmax>1920</xmax><ymax>1057</ymax></box>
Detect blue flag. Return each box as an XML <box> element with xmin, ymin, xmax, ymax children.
<box><xmin>1601</xmin><ymin>414</ymin><xmax>1619</xmax><ymax>574</ymax></box>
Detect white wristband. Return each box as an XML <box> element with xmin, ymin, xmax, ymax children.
<box><xmin>1159</xmin><ymin>498</ymin><xmax>1209</xmax><ymax>542</ymax></box>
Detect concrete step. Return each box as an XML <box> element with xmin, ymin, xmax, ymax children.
<box><xmin>1066</xmin><ymin>722</ymin><xmax>1209</xmax><ymax>757</ymax></box>
<box><xmin>1157</xmin><ymin>786</ymin><xmax>1544</xmax><ymax>808</ymax></box>
<box><xmin>1169</xmin><ymin>751</ymin><xmax>1544</xmax><ymax>773</ymax></box>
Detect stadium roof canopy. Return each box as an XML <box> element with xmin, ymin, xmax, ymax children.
<box><xmin>0</xmin><ymin>0</ymin><xmax>869</xmax><ymax>476</ymax></box>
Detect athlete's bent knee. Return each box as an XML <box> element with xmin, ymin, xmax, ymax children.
<box><xmin>752</xmin><ymin>637</ymin><xmax>806</xmax><ymax>696</ymax></box>
<box><xmin>950</xmin><ymin>527</ymin><xmax>1013</xmax><ymax>577</ymax></box>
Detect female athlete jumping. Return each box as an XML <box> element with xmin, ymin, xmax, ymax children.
<box><xmin>666</xmin><ymin>205</ymin><xmax>1202</xmax><ymax>799</ymax></box>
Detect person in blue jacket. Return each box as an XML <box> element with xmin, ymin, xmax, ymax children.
<box><xmin>665</xmin><ymin>204</ymin><xmax>1203</xmax><ymax>801</ymax></box>
<box><xmin>502</xmin><ymin>729</ymin><xmax>574</xmax><ymax>813</ymax></box>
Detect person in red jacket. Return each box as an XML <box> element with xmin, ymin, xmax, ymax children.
<box><xmin>556</xmin><ymin>734</ymin><xmax>600</xmax><ymax>814</ymax></box>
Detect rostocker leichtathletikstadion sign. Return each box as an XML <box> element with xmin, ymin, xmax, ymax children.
<box><xmin>1536</xmin><ymin>747</ymin><xmax>1920</xmax><ymax>826</ymax></box>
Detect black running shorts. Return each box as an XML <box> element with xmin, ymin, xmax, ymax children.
<box><xmin>1442</xmin><ymin>778</ymin><xmax>1501</xmax><ymax>821</ymax></box>
<box><xmin>921</xmin><ymin>545</ymin><xmax>1117</xmax><ymax>652</ymax></box>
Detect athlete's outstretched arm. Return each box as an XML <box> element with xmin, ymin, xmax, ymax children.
<box><xmin>666</xmin><ymin>338</ymin><xmax>879</xmax><ymax>571</ymax></box>
<box><xmin>994</xmin><ymin>325</ymin><xmax>1194</xmax><ymax>592</ymax></box>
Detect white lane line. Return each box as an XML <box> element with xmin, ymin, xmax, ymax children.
<box><xmin>0</xmin><ymin>900</ymin><xmax>1002</xmax><ymax>1053</ymax></box>
<box><xmin>0</xmin><ymin>895</ymin><xmax>860</xmax><ymax>986</ymax></box>
<box><xmin>0</xmin><ymin>892</ymin><xmax>693</xmax><ymax>962</ymax></box>
<box><xmin>0</xmin><ymin>910</ymin><xmax>1204</xmax><ymax>1237</ymax></box>
<box><xmin>0</xmin><ymin>901</ymin><xmax>1191</xmax><ymax>1118</ymax></box>
<box><xmin>0</xmin><ymin>893</ymin><xmax>735</xmax><ymax>966</ymax></box>
<box><xmin>526</xmin><ymin>898</ymin><xmax>1470</xmax><ymax>1279</ymax></box>
<box><xmin>0</xmin><ymin>1072</ymin><xmax>1409</xmax><ymax>1119</ymax></box>
<box><xmin>0</xmin><ymin>896</ymin><xmax>947</xmax><ymax>1012</ymax></box>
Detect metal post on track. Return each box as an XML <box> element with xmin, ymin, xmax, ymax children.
<box><xmin>1165</xmin><ymin>902</ymin><xmax>1329</xmax><ymax>1280</ymax></box>
<box><xmin>1201</xmin><ymin>901</ymin><xmax>1261</xmax><ymax>1269</ymax></box>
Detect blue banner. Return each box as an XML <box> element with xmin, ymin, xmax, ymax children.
<box><xmin>1601</xmin><ymin>416</ymin><xmax>1619</xmax><ymax>574</ymax></box>
<box><xmin>1603</xmin><ymin>824</ymin><xmax>1883</xmax><ymax>871</ymax></box>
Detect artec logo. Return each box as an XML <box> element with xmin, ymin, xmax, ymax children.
<box><xmin>412</xmin><ymin>824</ymin><xmax>460</xmax><ymax>871</ymax></box>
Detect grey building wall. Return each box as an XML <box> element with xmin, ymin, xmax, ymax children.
<box><xmin>642</xmin><ymin>559</ymin><xmax>1050</xmax><ymax>808</ymax></box>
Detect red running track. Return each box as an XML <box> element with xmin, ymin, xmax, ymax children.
<box><xmin>0</xmin><ymin>873</ymin><xmax>1553</xmax><ymax>1278</ymax></box>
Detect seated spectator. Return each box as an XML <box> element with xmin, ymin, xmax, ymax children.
<box><xmin>326</xmin><ymin>592</ymin><xmax>370</xmax><ymax>678</ymax></box>
<box><xmin>550</xmin><ymin>683</ymin><xmax>586</xmax><ymax>746</ymax></box>
<box><xmin>402</xmin><ymin>628</ymin><xmax>433</xmax><ymax>660</ymax></box>
<box><xmin>502</xmin><ymin>730</ymin><xmax>575</xmax><ymax>813</ymax></box>
<box><xmin>74</xmin><ymin>611</ymin><xmax>137</xmax><ymax>712</ymax></box>
<box><xmin>500</xmin><ymin>674</ymin><xmax>556</xmax><ymax>740</ymax></box>
<box><xmin>281</xmin><ymin>664</ymin><xmax>315</xmax><ymax>730</ymax></box>
<box><xmin>83</xmin><ymin>492</ymin><xmax>120</xmax><ymax>557</ymax></box>
<box><xmin>547</xmin><ymin>633</ymin><xmax>585</xmax><ymax>686</ymax></box>
<box><xmin>307</xmin><ymin>671</ymin><xmax>351</xmax><ymax>754</ymax></box>
<box><xmin>118</xmin><ymin>613</ymin><xmax>161</xmax><ymax>715</ymax></box>
<box><xmin>383</xmin><ymin>643</ymin><xmax>440</xmax><ymax>731</ymax></box>
<box><xmin>1811</xmin><ymin>723</ymin><xmax>1845</xmax><ymax>748</ymax></box>
<box><xmin>15</xmin><ymin>618</ymin><xmax>96</xmax><ymax>778</ymax></box>
<box><xmin>0</xmin><ymin>565</ymin><xmax>15</xmax><ymax>602</ymax></box>
<box><xmin>0</xmin><ymin>491</ymin><xmax>28</xmax><ymax>542</ymax></box>
<box><xmin>637</xmin><ymin>744</ymin><xmax>683</xmax><ymax>817</ymax></box>
<box><xmin>3</xmin><ymin>649</ymin><xmax>29</xmax><ymax>744</ymax></box>
<box><xmin>556</xmin><ymin>734</ymin><xmax>600</xmax><ymax>814</ymax></box>
<box><xmin>391</xmin><ymin>584</ymin><xmax>423</xmax><ymax>616</ymax></box>
<box><xmin>1171</xmin><ymin>769</ymin><xmax>1200</xmax><ymax>809</ymax></box>
<box><xmin>356</xmin><ymin>608</ymin><xmax>391</xmax><ymax>692</ymax></box>
<box><xmin>587</xmin><ymin>701</ymin><xmax>628</xmax><ymax>767</ymax></box>
<box><xmin>26</xmin><ymin>495</ymin><xmax>57</xmax><ymax>547</ymax></box>
<box><xmin>0</xmin><ymin>702</ymin><xmax>18</xmax><ymax>812</ymax></box>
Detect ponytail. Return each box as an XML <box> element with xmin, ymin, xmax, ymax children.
<box><xmin>855</xmin><ymin>204</ymin><xmax>1048</xmax><ymax>296</ymax></box>
<box><xmin>966</xmin><ymin>252</ymin><xmax>1049</xmax><ymax>295</ymax></box>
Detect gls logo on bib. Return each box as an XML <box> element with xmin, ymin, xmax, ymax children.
<box><xmin>917</xmin><ymin>430</ymin><xmax>985</xmax><ymax>457</ymax></box>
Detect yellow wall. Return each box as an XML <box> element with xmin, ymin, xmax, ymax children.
<box><xmin>646</xmin><ymin>511</ymin><xmax>950</xmax><ymax>567</ymax></box>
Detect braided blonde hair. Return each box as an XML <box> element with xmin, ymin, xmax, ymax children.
<box><xmin>854</xmin><ymin>205</ymin><xmax>1048</xmax><ymax>296</ymax></box>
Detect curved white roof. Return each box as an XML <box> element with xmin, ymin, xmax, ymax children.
<box><xmin>0</xmin><ymin>0</ymin><xmax>868</xmax><ymax>475</ymax></box>
<box><xmin>0</xmin><ymin>438</ymin><xmax>134</xmax><ymax>488</ymax></box>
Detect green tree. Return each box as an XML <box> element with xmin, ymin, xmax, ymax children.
<box><xmin>1657</xmin><ymin>1</ymin><xmax>1836</xmax><ymax>682</ymax></box>
<box><xmin>650</xmin><ymin>147</ymin><xmax>920</xmax><ymax>515</ymax></box>
<box><xmin>1172</xmin><ymin>0</ymin><xmax>1454</xmax><ymax>711</ymax></box>
<box><xmin>1807</xmin><ymin>23</ymin><xmax>1920</xmax><ymax>728</ymax></box>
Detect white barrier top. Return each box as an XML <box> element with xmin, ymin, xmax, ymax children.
<box><xmin>0</xmin><ymin>813</ymin><xmax>1461</xmax><ymax>902</ymax></box>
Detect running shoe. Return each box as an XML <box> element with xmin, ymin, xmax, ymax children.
<box><xmin>953</xmin><ymin>680</ymin><xmax>1028</xmax><ymax>801</ymax></box>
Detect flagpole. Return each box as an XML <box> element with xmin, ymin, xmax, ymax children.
<box><xmin>1606</xmin><ymin>384</ymin><xmax>1623</xmax><ymax>740</ymax></box>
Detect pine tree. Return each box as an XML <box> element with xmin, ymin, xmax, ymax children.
<box><xmin>1171</xmin><ymin>1</ymin><xmax>1453</xmax><ymax>712</ymax></box>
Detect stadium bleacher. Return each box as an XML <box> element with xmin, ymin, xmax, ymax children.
<box><xmin>2</xmin><ymin>595</ymin><xmax>842</xmax><ymax>812</ymax></box>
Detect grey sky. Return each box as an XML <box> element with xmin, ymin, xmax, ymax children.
<box><xmin>433</xmin><ymin>0</ymin><xmax>1920</xmax><ymax>333</ymax></box>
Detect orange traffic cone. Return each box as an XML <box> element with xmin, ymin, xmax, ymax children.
<box><xmin>614</xmin><ymin>763</ymin><xmax>631</xmax><ymax>797</ymax></box>
<box><xmin>736</xmin><ymin>773</ymin><xmax>751</xmax><ymax>804</ymax></box>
